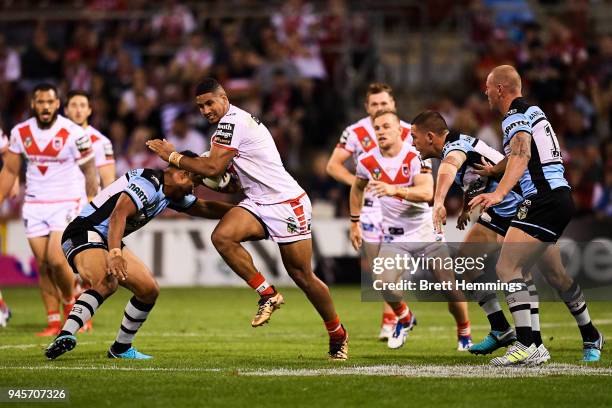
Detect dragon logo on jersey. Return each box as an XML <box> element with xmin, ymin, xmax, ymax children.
<box><xmin>517</xmin><ymin>199</ymin><xmax>531</xmax><ymax>220</ymax></box>
<box><xmin>286</xmin><ymin>217</ymin><xmax>299</xmax><ymax>234</ymax></box>
<box><xmin>52</xmin><ymin>136</ymin><xmax>64</xmax><ymax>151</ymax></box>
<box><xmin>372</xmin><ymin>167</ymin><xmax>382</xmax><ymax>180</ymax></box>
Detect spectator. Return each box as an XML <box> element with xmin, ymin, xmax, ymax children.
<box><xmin>166</xmin><ymin>112</ymin><xmax>208</xmax><ymax>154</ymax></box>
<box><xmin>21</xmin><ymin>23</ymin><xmax>61</xmax><ymax>84</ymax></box>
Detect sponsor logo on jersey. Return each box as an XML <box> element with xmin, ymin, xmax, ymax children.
<box><xmin>506</xmin><ymin>109</ymin><xmax>517</xmax><ymax>116</ymax></box>
<box><xmin>214</xmin><ymin>122</ymin><xmax>235</xmax><ymax>145</ymax></box>
<box><xmin>504</xmin><ymin>120</ymin><xmax>529</xmax><ymax>136</ymax></box>
<box><xmin>128</xmin><ymin>183</ymin><xmax>148</xmax><ymax>205</ymax></box>
<box><xmin>250</xmin><ymin>114</ymin><xmax>261</xmax><ymax>125</ymax></box>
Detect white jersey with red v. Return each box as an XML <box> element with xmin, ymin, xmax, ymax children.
<box><xmin>8</xmin><ymin>115</ymin><xmax>92</xmax><ymax>203</ymax></box>
<box><xmin>356</xmin><ymin>142</ymin><xmax>431</xmax><ymax>234</ymax></box>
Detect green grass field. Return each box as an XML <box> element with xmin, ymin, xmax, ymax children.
<box><xmin>0</xmin><ymin>286</ymin><xmax>611</xmax><ymax>408</ymax></box>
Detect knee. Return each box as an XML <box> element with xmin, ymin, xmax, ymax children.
<box><xmin>136</xmin><ymin>281</ymin><xmax>160</xmax><ymax>304</ymax></box>
<box><xmin>211</xmin><ymin>228</ymin><xmax>235</xmax><ymax>254</ymax></box>
<box><xmin>47</xmin><ymin>255</ymin><xmax>67</xmax><ymax>273</ymax></box>
<box><xmin>290</xmin><ymin>268</ymin><xmax>318</xmax><ymax>290</ymax></box>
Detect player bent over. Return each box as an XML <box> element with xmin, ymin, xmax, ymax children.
<box><xmin>45</xmin><ymin>152</ymin><xmax>233</xmax><ymax>359</ymax></box>
<box><xmin>147</xmin><ymin>78</ymin><xmax>349</xmax><ymax>360</ymax></box>
<box><xmin>350</xmin><ymin>109</ymin><xmax>472</xmax><ymax>351</ymax></box>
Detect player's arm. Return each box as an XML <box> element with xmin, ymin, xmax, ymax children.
<box><xmin>326</xmin><ymin>147</ymin><xmax>356</xmax><ymax>186</ymax></box>
<box><xmin>0</xmin><ymin>151</ymin><xmax>21</xmax><ymax>204</ymax></box>
<box><xmin>370</xmin><ymin>173</ymin><xmax>434</xmax><ymax>203</ymax></box>
<box><xmin>349</xmin><ymin>177</ymin><xmax>369</xmax><ymax>250</ymax></box>
<box><xmin>469</xmin><ymin>131</ymin><xmax>531</xmax><ymax>211</ymax></box>
<box><xmin>98</xmin><ymin>163</ymin><xmax>116</xmax><ymax>189</ymax></box>
<box><xmin>146</xmin><ymin>139</ymin><xmax>234</xmax><ymax>178</ymax></box>
<box><xmin>79</xmin><ymin>157</ymin><xmax>99</xmax><ymax>200</ymax></box>
<box><xmin>184</xmin><ymin>199</ymin><xmax>234</xmax><ymax>219</ymax></box>
<box><xmin>106</xmin><ymin>193</ymin><xmax>138</xmax><ymax>281</ymax></box>
<box><xmin>432</xmin><ymin>150</ymin><xmax>466</xmax><ymax>233</ymax></box>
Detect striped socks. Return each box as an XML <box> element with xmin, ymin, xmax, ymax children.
<box><xmin>111</xmin><ymin>296</ymin><xmax>155</xmax><ymax>354</ymax></box>
<box><xmin>59</xmin><ymin>289</ymin><xmax>104</xmax><ymax>336</ymax></box>
<box><xmin>526</xmin><ymin>279</ymin><xmax>542</xmax><ymax>346</ymax></box>
<box><xmin>559</xmin><ymin>282</ymin><xmax>599</xmax><ymax>342</ymax></box>
<box><xmin>505</xmin><ymin>279</ymin><xmax>533</xmax><ymax>346</ymax></box>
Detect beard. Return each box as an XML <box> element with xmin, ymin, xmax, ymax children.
<box><xmin>34</xmin><ymin>109</ymin><xmax>59</xmax><ymax>129</ymax></box>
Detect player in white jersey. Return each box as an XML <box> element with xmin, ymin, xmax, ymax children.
<box><xmin>147</xmin><ymin>78</ymin><xmax>348</xmax><ymax>360</ymax></box>
<box><xmin>326</xmin><ymin>83</ymin><xmax>412</xmax><ymax>340</ymax></box>
<box><xmin>0</xmin><ymin>84</ymin><xmax>98</xmax><ymax>336</ymax></box>
<box><xmin>65</xmin><ymin>90</ymin><xmax>116</xmax><ymax>189</ymax></box>
<box><xmin>350</xmin><ymin>110</ymin><xmax>472</xmax><ymax>350</ymax></box>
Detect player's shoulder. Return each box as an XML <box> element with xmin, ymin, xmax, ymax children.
<box><xmin>10</xmin><ymin>117</ymin><xmax>36</xmax><ymax>135</ymax></box>
<box><xmin>442</xmin><ymin>131</ymin><xmax>475</xmax><ymax>156</ymax></box>
<box><xmin>356</xmin><ymin>147</ymin><xmax>377</xmax><ymax>165</ymax></box>
<box><xmin>57</xmin><ymin>115</ymin><xmax>84</xmax><ymax>133</ymax></box>
<box><xmin>87</xmin><ymin>125</ymin><xmax>111</xmax><ymax>144</ymax></box>
<box><xmin>127</xmin><ymin>168</ymin><xmax>164</xmax><ymax>191</ymax></box>
<box><xmin>504</xmin><ymin>97</ymin><xmax>531</xmax><ymax>117</ymax></box>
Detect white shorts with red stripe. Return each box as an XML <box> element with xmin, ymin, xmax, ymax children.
<box><xmin>22</xmin><ymin>199</ymin><xmax>83</xmax><ymax>238</ymax></box>
<box><xmin>238</xmin><ymin>193</ymin><xmax>312</xmax><ymax>244</ymax></box>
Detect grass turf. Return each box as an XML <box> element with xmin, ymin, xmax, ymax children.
<box><xmin>0</xmin><ymin>286</ymin><xmax>610</xmax><ymax>408</ymax></box>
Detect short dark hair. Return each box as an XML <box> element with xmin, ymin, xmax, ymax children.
<box><xmin>169</xmin><ymin>149</ymin><xmax>198</xmax><ymax>169</ymax></box>
<box><xmin>32</xmin><ymin>83</ymin><xmax>58</xmax><ymax>98</ymax></box>
<box><xmin>372</xmin><ymin>109</ymin><xmax>400</xmax><ymax>123</ymax></box>
<box><xmin>65</xmin><ymin>90</ymin><xmax>90</xmax><ymax>105</ymax></box>
<box><xmin>411</xmin><ymin>110</ymin><xmax>449</xmax><ymax>135</ymax></box>
<box><xmin>195</xmin><ymin>78</ymin><xmax>221</xmax><ymax>97</ymax></box>
<box><xmin>366</xmin><ymin>82</ymin><xmax>394</xmax><ymax>102</ymax></box>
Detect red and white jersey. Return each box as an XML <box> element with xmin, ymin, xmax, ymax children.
<box><xmin>356</xmin><ymin>142</ymin><xmax>432</xmax><ymax>236</ymax></box>
<box><xmin>86</xmin><ymin>125</ymin><xmax>115</xmax><ymax>168</ymax></box>
<box><xmin>9</xmin><ymin>115</ymin><xmax>93</xmax><ymax>203</ymax></box>
<box><xmin>337</xmin><ymin>116</ymin><xmax>412</xmax><ymax>213</ymax></box>
<box><xmin>211</xmin><ymin>104</ymin><xmax>304</xmax><ymax>204</ymax></box>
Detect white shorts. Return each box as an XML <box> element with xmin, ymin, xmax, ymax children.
<box><xmin>360</xmin><ymin>206</ymin><xmax>383</xmax><ymax>243</ymax></box>
<box><xmin>382</xmin><ymin>217</ymin><xmax>444</xmax><ymax>253</ymax></box>
<box><xmin>22</xmin><ymin>199</ymin><xmax>83</xmax><ymax>238</ymax></box>
<box><xmin>238</xmin><ymin>193</ymin><xmax>312</xmax><ymax>244</ymax></box>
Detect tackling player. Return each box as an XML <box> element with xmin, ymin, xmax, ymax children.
<box><xmin>0</xmin><ymin>83</ymin><xmax>98</xmax><ymax>336</ymax></box>
<box><xmin>469</xmin><ymin>65</ymin><xmax>604</xmax><ymax>365</ymax></box>
<box><xmin>147</xmin><ymin>78</ymin><xmax>349</xmax><ymax>360</ymax></box>
<box><xmin>326</xmin><ymin>82</ymin><xmax>411</xmax><ymax>340</ymax></box>
<box><xmin>45</xmin><ymin>151</ymin><xmax>234</xmax><ymax>359</ymax></box>
<box><xmin>65</xmin><ymin>90</ymin><xmax>116</xmax><ymax>188</ymax></box>
<box><xmin>350</xmin><ymin>109</ymin><xmax>472</xmax><ymax>351</ymax></box>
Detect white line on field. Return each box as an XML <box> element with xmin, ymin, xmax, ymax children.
<box><xmin>0</xmin><ymin>364</ymin><xmax>609</xmax><ymax>378</ymax></box>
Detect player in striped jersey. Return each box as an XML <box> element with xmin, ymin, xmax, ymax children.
<box><xmin>326</xmin><ymin>83</ymin><xmax>412</xmax><ymax>340</ymax></box>
<box><xmin>350</xmin><ymin>110</ymin><xmax>472</xmax><ymax>351</ymax></box>
<box><xmin>45</xmin><ymin>152</ymin><xmax>234</xmax><ymax>359</ymax></box>
<box><xmin>469</xmin><ymin>65</ymin><xmax>604</xmax><ymax>364</ymax></box>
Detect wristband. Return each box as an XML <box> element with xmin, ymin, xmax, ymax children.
<box><xmin>109</xmin><ymin>248</ymin><xmax>122</xmax><ymax>257</ymax></box>
<box><xmin>169</xmin><ymin>151</ymin><xmax>184</xmax><ymax>168</ymax></box>
<box><xmin>350</xmin><ymin>214</ymin><xmax>360</xmax><ymax>223</ymax></box>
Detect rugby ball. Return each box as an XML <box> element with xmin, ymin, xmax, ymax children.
<box><xmin>200</xmin><ymin>151</ymin><xmax>231</xmax><ymax>190</ymax></box>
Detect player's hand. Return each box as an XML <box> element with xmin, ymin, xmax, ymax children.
<box><xmin>368</xmin><ymin>181</ymin><xmax>397</xmax><ymax>197</ymax></box>
<box><xmin>350</xmin><ymin>222</ymin><xmax>362</xmax><ymax>251</ymax></box>
<box><xmin>456</xmin><ymin>210</ymin><xmax>471</xmax><ymax>230</ymax></box>
<box><xmin>469</xmin><ymin>191</ymin><xmax>503</xmax><ymax>213</ymax></box>
<box><xmin>432</xmin><ymin>203</ymin><xmax>447</xmax><ymax>234</ymax></box>
<box><xmin>107</xmin><ymin>253</ymin><xmax>128</xmax><ymax>281</ymax></box>
<box><xmin>473</xmin><ymin>157</ymin><xmax>494</xmax><ymax>177</ymax></box>
<box><xmin>145</xmin><ymin>139</ymin><xmax>176</xmax><ymax>162</ymax></box>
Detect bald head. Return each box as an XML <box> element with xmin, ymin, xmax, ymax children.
<box><xmin>489</xmin><ymin>65</ymin><xmax>522</xmax><ymax>93</ymax></box>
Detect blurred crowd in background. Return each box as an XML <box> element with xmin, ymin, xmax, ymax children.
<box><xmin>0</xmin><ymin>0</ymin><xmax>610</xmax><ymax>219</ymax></box>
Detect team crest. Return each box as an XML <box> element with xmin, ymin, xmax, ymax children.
<box><xmin>286</xmin><ymin>217</ymin><xmax>299</xmax><ymax>234</ymax></box>
<box><xmin>401</xmin><ymin>163</ymin><xmax>409</xmax><ymax>177</ymax></box>
<box><xmin>361</xmin><ymin>136</ymin><xmax>372</xmax><ymax>149</ymax></box>
<box><xmin>517</xmin><ymin>199</ymin><xmax>531</xmax><ymax>220</ymax></box>
<box><xmin>372</xmin><ymin>167</ymin><xmax>382</xmax><ymax>180</ymax></box>
<box><xmin>24</xmin><ymin>136</ymin><xmax>33</xmax><ymax>148</ymax></box>
<box><xmin>52</xmin><ymin>136</ymin><xmax>64</xmax><ymax>151</ymax></box>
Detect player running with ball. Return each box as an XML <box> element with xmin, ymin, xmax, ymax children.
<box><xmin>147</xmin><ymin>78</ymin><xmax>349</xmax><ymax>360</ymax></box>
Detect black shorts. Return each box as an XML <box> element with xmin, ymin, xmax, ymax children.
<box><xmin>61</xmin><ymin>217</ymin><xmax>122</xmax><ymax>274</ymax></box>
<box><xmin>477</xmin><ymin>208</ymin><xmax>513</xmax><ymax>237</ymax></box>
<box><xmin>509</xmin><ymin>187</ymin><xmax>574</xmax><ymax>243</ymax></box>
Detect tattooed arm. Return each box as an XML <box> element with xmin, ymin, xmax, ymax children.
<box><xmin>469</xmin><ymin>131</ymin><xmax>531</xmax><ymax>211</ymax></box>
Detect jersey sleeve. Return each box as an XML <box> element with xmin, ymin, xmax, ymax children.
<box><xmin>336</xmin><ymin>127</ymin><xmax>355</xmax><ymax>153</ymax></box>
<box><xmin>71</xmin><ymin>127</ymin><xmax>94</xmax><ymax>164</ymax></box>
<box><xmin>211</xmin><ymin>119</ymin><xmax>242</xmax><ymax>151</ymax></box>
<box><xmin>410</xmin><ymin>154</ymin><xmax>423</xmax><ymax>176</ymax></box>
<box><xmin>8</xmin><ymin>127</ymin><xmax>22</xmax><ymax>154</ymax></box>
<box><xmin>502</xmin><ymin>112</ymin><xmax>531</xmax><ymax>144</ymax></box>
<box><xmin>123</xmin><ymin>176</ymin><xmax>159</xmax><ymax>211</ymax></box>
<box><xmin>355</xmin><ymin>158</ymin><xmax>371</xmax><ymax>180</ymax></box>
<box><xmin>420</xmin><ymin>158</ymin><xmax>433</xmax><ymax>173</ymax></box>
<box><xmin>442</xmin><ymin>138</ymin><xmax>473</xmax><ymax>159</ymax></box>
<box><xmin>168</xmin><ymin>194</ymin><xmax>197</xmax><ymax>212</ymax></box>
<box><xmin>95</xmin><ymin>138</ymin><xmax>115</xmax><ymax>167</ymax></box>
